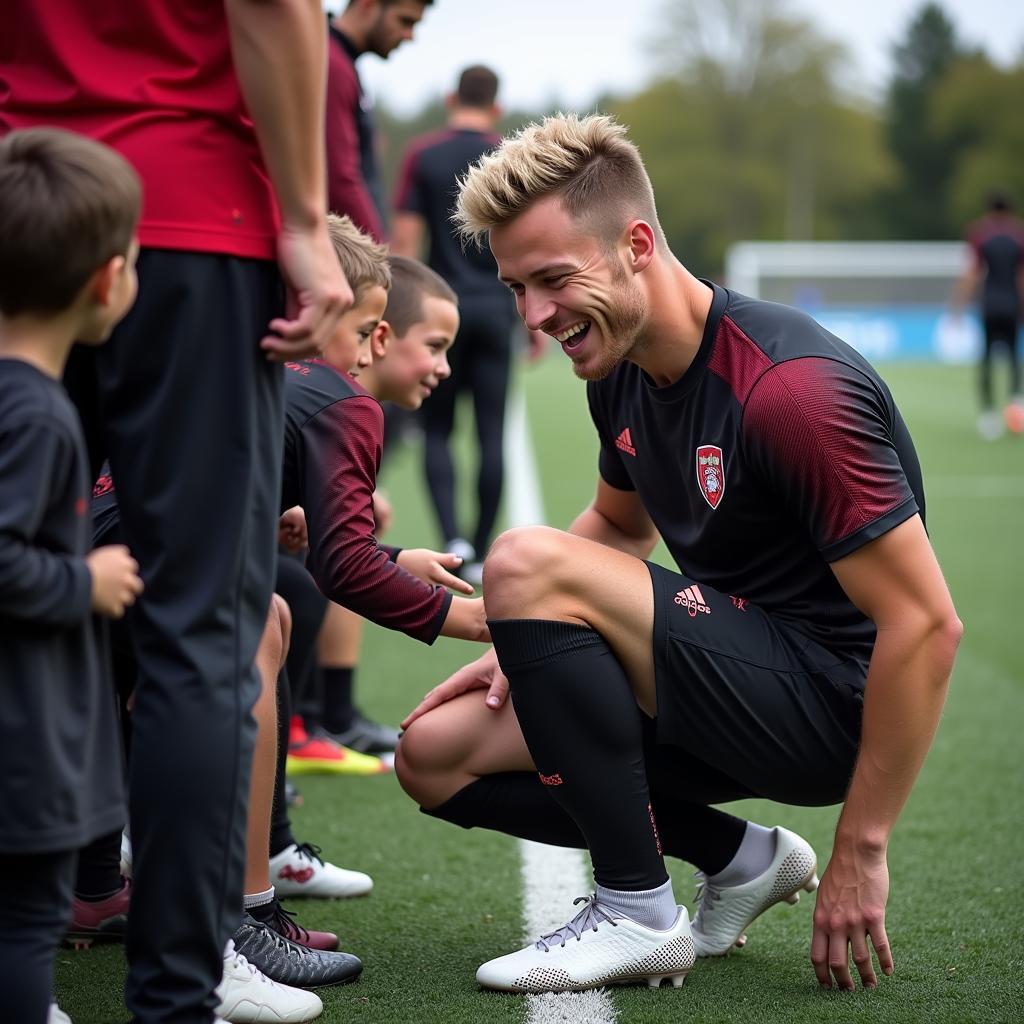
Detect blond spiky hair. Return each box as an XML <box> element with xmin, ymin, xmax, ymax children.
<box><xmin>453</xmin><ymin>113</ymin><xmax>663</xmax><ymax>249</ymax></box>
<box><xmin>326</xmin><ymin>213</ymin><xmax>391</xmax><ymax>299</ymax></box>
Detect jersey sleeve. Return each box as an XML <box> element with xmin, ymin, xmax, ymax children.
<box><xmin>0</xmin><ymin>416</ymin><xmax>92</xmax><ymax>626</ymax></box>
<box><xmin>586</xmin><ymin>382</ymin><xmax>635</xmax><ymax>491</ymax></box>
<box><xmin>742</xmin><ymin>357</ymin><xmax>919</xmax><ymax>562</ymax></box>
<box><xmin>300</xmin><ymin>395</ymin><xmax>450</xmax><ymax>643</ymax></box>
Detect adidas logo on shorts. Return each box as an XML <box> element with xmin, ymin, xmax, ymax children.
<box><xmin>674</xmin><ymin>585</ymin><xmax>711</xmax><ymax>618</ymax></box>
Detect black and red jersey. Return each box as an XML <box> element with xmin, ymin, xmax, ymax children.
<box><xmin>588</xmin><ymin>283</ymin><xmax>925</xmax><ymax>666</ymax></box>
<box><xmin>94</xmin><ymin>360</ymin><xmax>451</xmax><ymax>643</ymax></box>
<box><xmin>394</xmin><ymin>128</ymin><xmax>509</xmax><ymax>303</ymax></box>
<box><xmin>966</xmin><ymin>213</ymin><xmax>1024</xmax><ymax>321</ymax></box>
<box><xmin>281</xmin><ymin>359</ymin><xmax>450</xmax><ymax>643</ymax></box>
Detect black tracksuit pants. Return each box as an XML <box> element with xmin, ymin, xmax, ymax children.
<box><xmin>64</xmin><ymin>249</ymin><xmax>284</xmax><ymax>1024</ymax></box>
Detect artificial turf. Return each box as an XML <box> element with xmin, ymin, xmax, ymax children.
<box><xmin>56</xmin><ymin>360</ymin><xmax>1023</xmax><ymax>1023</ymax></box>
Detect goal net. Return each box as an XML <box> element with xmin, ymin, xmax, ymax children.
<box><xmin>723</xmin><ymin>241</ymin><xmax>980</xmax><ymax>363</ymax></box>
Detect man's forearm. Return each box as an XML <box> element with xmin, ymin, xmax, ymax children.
<box><xmin>835</xmin><ymin>616</ymin><xmax>961</xmax><ymax>851</ymax></box>
<box><xmin>226</xmin><ymin>0</ymin><xmax>327</xmax><ymax>229</ymax></box>
<box><xmin>568</xmin><ymin>505</ymin><xmax>658</xmax><ymax>560</ymax></box>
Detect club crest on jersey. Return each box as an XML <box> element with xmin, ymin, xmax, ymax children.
<box><xmin>695</xmin><ymin>444</ymin><xmax>725</xmax><ymax>509</ymax></box>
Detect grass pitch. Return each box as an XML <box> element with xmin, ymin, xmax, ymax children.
<box><xmin>56</xmin><ymin>361</ymin><xmax>1023</xmax><ymax>1023</ymax></box>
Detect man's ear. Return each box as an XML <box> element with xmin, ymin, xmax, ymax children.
<box><xmin>372</xmin><ymin>320</ymin><xmax>391</xmax><ymax>359</ymax></box>
<box><xmin>624</xmin><ymin>220</ymin><xmax>656</xmax><ymax>275</ymax></box>
<box><xmin>88</xmin><ymin>254</ymin><xmax>125</xmax><ymax>308</ymax></box>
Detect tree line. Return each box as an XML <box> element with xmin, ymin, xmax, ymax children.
<box><xmin>376</xmin><ymin>1</ymin><xmax>1024</xmax><ymax>277</ymax></box>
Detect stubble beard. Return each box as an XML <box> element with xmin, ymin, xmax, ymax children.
<box><xmin>572</xmin><ymin>270</ymin><xmax>648</xmax><ymax>382</ymax></box>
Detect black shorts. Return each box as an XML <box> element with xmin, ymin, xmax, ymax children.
<box><xmin>644</xmin><ymin>561</ymin><xmax>867</xmax><ymax>807</ymax></box>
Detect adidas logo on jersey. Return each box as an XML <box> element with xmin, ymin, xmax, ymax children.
<box><xmin>615</xmin><ymin>427</ymin><xmax>636</xmax><ymax>456</ymax></box>
<box><xmin>674</xmin><ymin>585</ymin><xmax>711</xmax><ymax>618</ymax></box>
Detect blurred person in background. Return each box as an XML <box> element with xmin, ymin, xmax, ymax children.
<box><xmin>953</xmin><ymin>190</ymin><xmax>1024</xmax><ymax>439</ymax></box>
<box><xmin>393</xmin><ymin>65</ymin><xmax>546</xmax><ymax>584</ymax></box>
<box><xmin>327</xmin><ymin>0</ymin><xmax>434</xmax><ymax>239</ymax></box>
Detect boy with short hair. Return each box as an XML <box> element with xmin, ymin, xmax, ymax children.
<box><xmin>280</xmin><ymin>249</ymin><xmax>483</xmax><ymax>642</ymax></box>
<box><xmin>305</xmin><ymin>255</ymin><xmax>473</xmax><ymax>761</ymax></box>
<box><xmin>0</xmin><ymin>127</ymin><xmax>144</xmax><ymax>1024</ymax></box>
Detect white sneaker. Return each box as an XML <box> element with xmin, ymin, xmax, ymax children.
<box><xmin>446</xmin><ymin>538</ymin><xmax>475</xmax><ymax>563</ymax></box>
<box><xmin>476</xmin><ymin>895</ymin><xmax>695</xmax><ymax>993</ymax></box>
<box><xmin>978</xmin><ymin>410</ymin><xmax>1004</xmax><ymax>440</ymax></box>
<box><xmin>215</xmin><ymin>941</ymin><xmax>322</xmax><ymax>1022</ymax></box>
<box><xmin>269</xmin><ymin>842</ymin><xmax>372</xmax><ymax>899</ymax></box>
<box><xmin>48</xmin><ymin>1003</ymin><xmax>72</xmax><ymax>1024</ymax></box>
<box><xmin>691</xmin><ymin>825</ymin><xmax>818</xmax><ymax>956</ymax></box>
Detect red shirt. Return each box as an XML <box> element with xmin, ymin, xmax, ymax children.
<box><xmin>325</xmin><ymin>28</ymin><xmax>385</xmax><ymax>241</ymax></box>
<box><xmin>0</xmin><ymin>0</ymin><xmax>277</xmax><ymax>260</ymax></box>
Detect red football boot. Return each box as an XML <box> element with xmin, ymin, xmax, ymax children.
<box><xmin>66</xmin><ymin>877</ymin><xmax>130</xmax><ymax>950</ymax></box>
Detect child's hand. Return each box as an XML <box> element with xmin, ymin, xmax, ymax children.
<box><xmin>396</xmin><ymin>548</ymin><xmax>475</xmax><ymax>594</ymax></box>
<box><xmin>278</xmin><ymin>506</ymin><xmax>308</xmax><ymax>553</ymax></box>
<box><xmin>86</xmin><ymin>544</ymin><xmax>144</xmax><ymax>618</ymax></box>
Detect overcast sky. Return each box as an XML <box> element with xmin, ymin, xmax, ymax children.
<box><xmin>333</xmin><ymin>0</ymin><xmax>1024</xmax><ymax>116</ymax></box>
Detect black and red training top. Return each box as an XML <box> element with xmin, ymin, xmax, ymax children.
<box><xmin>587</xmin><ymin>282</ymin><xmax>925</xmax><ymax>671</ymax></box>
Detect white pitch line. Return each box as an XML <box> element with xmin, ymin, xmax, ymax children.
<box><xmin>504</xmin><ymin>384</ymin><xmax>617</xmax><ymax>1024</ymax></box>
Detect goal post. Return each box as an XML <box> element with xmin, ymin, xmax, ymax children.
<box><xmin>723</xmin><ymin>241</ymin><xmax>980</xmax><ymax>363</ymax></box>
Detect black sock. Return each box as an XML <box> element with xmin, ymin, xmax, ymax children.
<box><xmin>424</xmin><ymin>772</ymin><xmax>586</xmax><ymax>848</ymax></box>
<box><xmin>425</xmin><ymin>773</ymin><xmax>746</xmax><ymax>876</ymax></box>
<box><xmin>489</xmin><ymin>618</ymin><xmax>667</xmax><ymax>892</ymax></box>
<box><xmin>74</xmin><ymin>828</ymin><xmax>123</xmax><ymax>900</ymax></box>
<box><xmin>322</xmin><ymin>666</ymin><xmax>355</xmax><ymax>734</ymax></box>
<box><xmin>247</xmin><ymin>895</ymin><xmax>278</xmax><ymax>926</ymax></box>
<box><xmin>653</xmin><ymin>799</ymin><xmax>747</xmax><ymax>875</ymax></box>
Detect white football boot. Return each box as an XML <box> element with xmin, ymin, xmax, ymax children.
<box><xmin>215</xmin><ymin>941</ymin><xmax>323</xmax><ymax>1023</ymax></box>
<box><xmin>48</xmin><ymin>1004</ymin><xmax>72</xmax><ymax>1024</ymax></box>
<box><xmin>690</xmin><ymin>825</ymin><xmax>818</xmax><ymax>956</ymax></box>
<box><xmin>476</xmin><ymin>894</ymin><xmax>695</xmax><ymax>993</ymax></box>
<box><xmin>269</xmin><ymin>842</ymin><xmax>372</xmax><ymax>899</ymax></box>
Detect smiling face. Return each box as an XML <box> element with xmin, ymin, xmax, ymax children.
<box><xmin>374</xmin><ymin>296</ymin><xmax>458</xmax><ymax>409</ymax></box>
<box><xmin>323</xmin><ymin>283</ymin><xmax>389</xmax><ymax>376</ymax></box>
<box><xmin>491</xmin><ymin>195</ymin><xmax>649</xmax><ymax>381</ymax></box>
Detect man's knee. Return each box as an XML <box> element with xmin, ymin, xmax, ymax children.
<box><xmin>395</xmin><ymin>708</ymin><xmax>477</xmax><ymax>808</ymax></box>
<box><xmin>484</xmin><ymin>526</ymin><xmax>569</xmax><ymax>613</ymax></box>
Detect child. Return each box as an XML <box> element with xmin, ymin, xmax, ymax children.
<box><xmin>0</xmin><ymin>128</ymin><xmax>143</xmax><ymax>1024</ymax></box>
<box><xmin>278</xmin><ymin>248</ymin><xmax>482</xmax><ymax>643</ymax></box>
<box><xmin>311</xmin><ymin>256</ymin><xmax>475</xmax><ymax>759</ymax></box>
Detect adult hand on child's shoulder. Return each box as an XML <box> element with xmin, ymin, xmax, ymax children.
<box><xmin>401</xmin><ymin>646</ymin><xmax>507</xmax><ymax>730</ymax></box>
<box><xmin>86</xmin><ymin>544</ymin><xmax>144</xmax><ymax>619</ymax></box>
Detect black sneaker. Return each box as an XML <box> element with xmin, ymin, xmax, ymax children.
<box><xmin>325</xmin><ymin>712</ymin><xmax>400</xmax><ymax>755</ymax></box>
<box><xmin>232</xmin><ymin>912</ymin><xmax>362</xmax><ymax>989</ymax></box>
